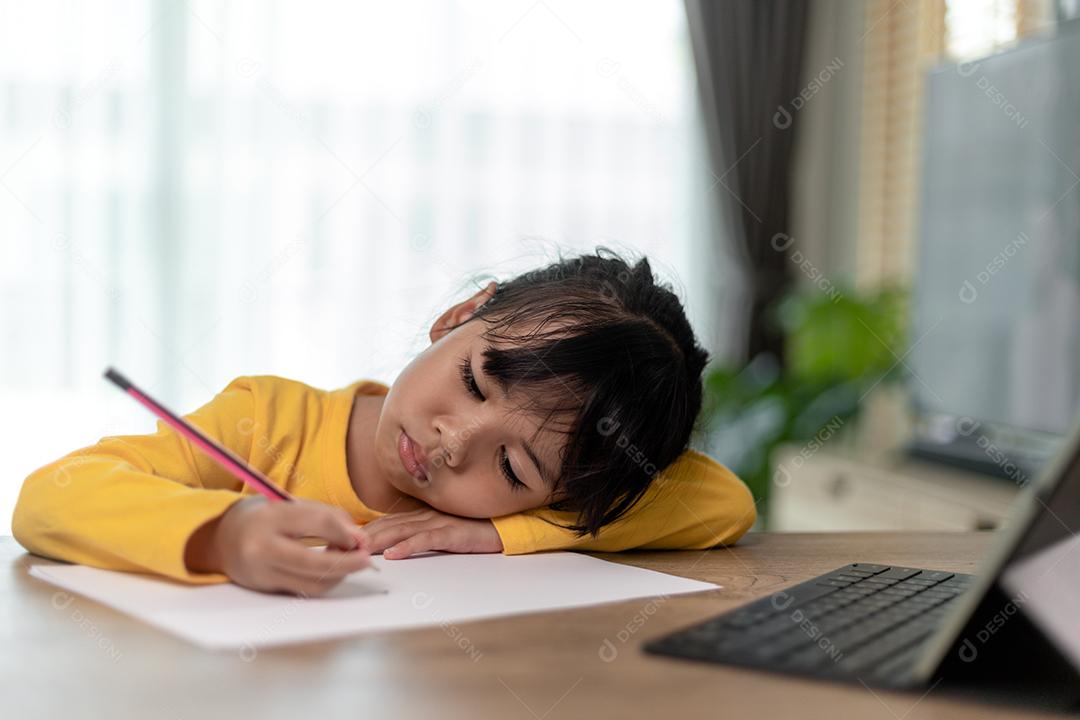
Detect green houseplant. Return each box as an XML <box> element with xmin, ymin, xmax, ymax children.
<box><xmin>698</xmin><ymin>284</ymin><xmax>909</xmax><ymax>526</ymax></box>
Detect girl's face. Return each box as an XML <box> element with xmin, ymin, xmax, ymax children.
<box><xmin>375</xmin><ymin>283</ymin><xmax>570</xmax><ymax>518</ymax></box>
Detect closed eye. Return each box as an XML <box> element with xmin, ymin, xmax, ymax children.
<box><xmin>459</xmin><ymin>355</ymin><xmax>484</xmax><ymax>400</ymax></box>
<box><xmin>458</xmin><ymin>354</ymin><xmax>527</xmax><ymax>491</ymax></box>
<box><xmin>500</xmin><ymin>448</ymin><xmax>526</xmax><ymax>490</ymax></box>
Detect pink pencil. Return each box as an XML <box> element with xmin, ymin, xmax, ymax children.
<box><xmin>105</xmin><ymin>367</ymin><xmax>293</xmax><ymax>502</ymax></box>
<box><xmin>103</xmin><ymin>366</ymin><xmax>375</xmax><ymax>564</ymax></box>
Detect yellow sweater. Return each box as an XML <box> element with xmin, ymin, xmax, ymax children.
<box><xmin>11</xmin><ymin>375</ymin><xmax>756</xmax><ymax>585</ymax></box>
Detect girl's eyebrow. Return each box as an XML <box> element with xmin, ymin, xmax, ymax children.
<box><xmin>476</xmin><ymin>347</ymin><xmax>557</xmax><ymax>488</ymax></box>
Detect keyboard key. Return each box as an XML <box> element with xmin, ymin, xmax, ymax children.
<box><xmin>877</xmin><ymin>567</ymin><xmax>921</xmax><ymax>580</ymax></box>
<box><xmin>785</xmin><ymin>644</ymin><xmax>842</xmax><ymax>670</ymax></box>
<box><xmin>892</xmin><ymin>584</ymin><xmax>928</xmax><ymax>594</ymax></box>
<box><xmin>918</xmin><ymin>570</ymin><xmax>954</xmax><ymax>582</ymax></box>
<box><xmin>775</xmin><ymin>583</ymin><xmax>840</xmax><ymax>606</ymax></box>
<box><xmin>835</xmin><ymin>625</ymin><xmax>934</xmax><ymax>674</ymax></box>
<box><xmin>868</xmin><ymin>644</ymin><xmax>924</xmax><ymax>682</ymax></box>
<box><xmin>736</xmin><ymin>629</ymin><xmax>817</xmax><ymax>663</ymax></box>
<box><xmin>830</xmin><ymin>593</ymin><xmax>863</xmax><ymax>603</ymax></box>
<box><xmin>849</xmin><ymin>564</ymin><xmax>890</xmax><ymax>573</ymax></box>
<box><xmin>921</xmin><ymin>589</ymin><xmax>959</xmax><ymax>600</ymax></box>
<box><xmin>881</xmin><ymin>588</ymin><xmax>917</xmax><ymax>597</ymax></box>
<box><xmin>832</xmin><ymin>574</ymin><xmax>867</xmax><ymax>583</ymax></box>
<box><xmin>846</xmin><ymin>587</ymin><xmax>878</xmax><ymax>596</ymax></box>
<box><xmin>864</xmin><ymin>598</ymin><xmax>901</xmax><ymax>609</ymax></box>
<box><xmin>800</xmin><ymin>606</ymin><xmax>832</xmax><ymax>620</ymax></box>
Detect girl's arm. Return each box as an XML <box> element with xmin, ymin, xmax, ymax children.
<box><xmin>490</xmin><ymin>448</ymin><xmax>757</xmax><ymax>554</ymax></box>
<box><xmin>11</xmin><ymin>378</ymin><xmax>260</xmax><ymax>584</ymax></box>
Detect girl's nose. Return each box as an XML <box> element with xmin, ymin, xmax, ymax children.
<box><xmin>436</xmin><ymin>426</ymin><xmax>484</xmax><ymax>471</ymax></box>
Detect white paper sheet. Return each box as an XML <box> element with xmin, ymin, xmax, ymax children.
<box><xmin>28</xmin><ymin>551</ymin><xmax>719</xmax><ymax>650</ymax></box>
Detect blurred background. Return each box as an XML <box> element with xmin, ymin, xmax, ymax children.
<box><xmin>3</xmin><ymin>0</ymin><xmax>1079</xmax><ymax>536</ymax></box>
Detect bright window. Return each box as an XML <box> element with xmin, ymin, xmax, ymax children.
<box><xmin>0</xmin><ymin>1</ymin><xmax>716</xmax><ymax>532</ymax></box>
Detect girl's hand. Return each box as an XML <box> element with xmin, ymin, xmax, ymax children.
<box><xmin>361</xmin><ymin>508</ymin><xmax>504</xmax><ymax>559</ymax></box>
<box><xmin>186</xmin><ymin>496</ymin><xmax>375</xmax><ymax>598</ymax></box>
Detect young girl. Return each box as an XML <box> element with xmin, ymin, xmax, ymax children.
<box><xmin>12</xmin><ymin>248</ymin><xmax>755</xmax><ymax>598</ymax></box>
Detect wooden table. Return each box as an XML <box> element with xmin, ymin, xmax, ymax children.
<box><xmin>3</xmin><ymin>531</ymin><xmax>1070</xmax><ymax>719</ymax></box>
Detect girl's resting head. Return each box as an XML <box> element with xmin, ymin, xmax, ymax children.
<box><xmin>377</xmin><ymin>246</ymin><xmax>710</xmax><ymax>538</ymax></box>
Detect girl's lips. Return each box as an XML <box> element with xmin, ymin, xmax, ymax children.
<box><xmin>398</xmin><ymin>430</ymin><xmax>429</xmax><ymax>484</ymax></box>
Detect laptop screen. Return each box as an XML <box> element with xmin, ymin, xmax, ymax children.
<box><xmin>914</xmin><ymin>416</ymin><xmax>1080</xmax><ymax>679</ymax></box>
<box><xmin>998</xmin><ymin>447</ymin><xmax>1080</xmax><ymax>671</ymax></box>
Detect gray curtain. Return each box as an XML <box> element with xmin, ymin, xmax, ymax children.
<box><xmin>684</xmin><ymin>0</ymin><xmax>810</xmax><ymax>364</ymax></box>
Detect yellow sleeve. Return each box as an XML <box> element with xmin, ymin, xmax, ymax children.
<box><xmin>11</xmin><ymin>377</ymin><xmax>261</xmax><ymax>585</ymax></box>
<box><xmin>490</xmin><ymin>448</ymin><xmax>756</xmax><ymax>554</ymax></box>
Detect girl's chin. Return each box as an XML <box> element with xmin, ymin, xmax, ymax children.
<box><xmin>390</xmin><ymin>473</ymin><xmax>429</xmax><ymax>500</ymax></box>
<box><xmin>388</xmin><ymin>473</ymin><xmax>412</xmax><ymax>494</ymax></box>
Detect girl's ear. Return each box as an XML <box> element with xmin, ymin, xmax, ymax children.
<box><xmin>429</xmin><ymin>281</ymin><xmax>497</xmax><ymax>343</ymax></box>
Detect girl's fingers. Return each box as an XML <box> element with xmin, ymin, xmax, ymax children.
<box><xmin>364</xmin><ymin>520</ymin><xmax>441</xmax><ymax>553</ymax></box>
<box><xmin>363</xmin><ymin>516</ymin><xmax>432</xmax><ymax>536</ymax></box>
<box><xmin>384</xmin><ymin>529</ymin><xmax>451</xmax><ymax>559</ymax></box>
<box><xmin>268</xmin><ymin>536</ymin><xmax>373</xmax><ymax>580</ymax></box>
<box><xmin>362</xmin><ymin>509</ymin><xmax>433</xmax><ymax>533</ymax></box>
<box><xmin>348</xmin><ymin>526</ymin><xmax>372</xmax><ymax>552</ymax></box>
<box><xmin>274</xmin><ymin>502</ymin><xmax>365</xmax><ymax>551</ymax></box>
<box><xmin>357</xmin><ymin>508</ymin><xmax>444</xmax><ymax>552</ymax></box>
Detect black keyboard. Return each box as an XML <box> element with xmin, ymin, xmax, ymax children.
<box><xmin>644</xmin><ymin>563</ymin><xmax>973</xmax><ymax>687</ymax></box>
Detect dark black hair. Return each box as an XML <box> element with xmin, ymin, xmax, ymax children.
<box><xmin>444</xmin><ymin>246</ymin><xmax>711</xmax><ymax>538</ymax></box>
